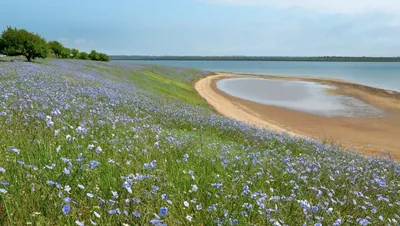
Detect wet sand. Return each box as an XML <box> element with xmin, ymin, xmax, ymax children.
<box><xmin>195</xmin><ymin>72</ymin><xmax>400</xmax><ymax>160</ymax></box>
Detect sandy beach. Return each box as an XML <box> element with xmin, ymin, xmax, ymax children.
<box><xmin>195</xmin><ymin>72</ymin><xmax>400</xmax><ymax>160</ymax></box>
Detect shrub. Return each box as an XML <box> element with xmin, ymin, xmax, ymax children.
<box><xmin>78</xmin><ymin>51</ymin><xmax>90</xmax><ymax>60</ymax></box>
<box><xmin>0</xmin><ymin>27</ymin><xmax>49</xmax><ymax>62</ymax></box>
<box><xmin>48</xmin><ymin>41</ymin><xmax>64</xmax><ymax>58</ymax></box>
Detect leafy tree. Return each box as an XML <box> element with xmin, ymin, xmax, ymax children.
<box><xmin>78</xmin><ymin>52</ymin><xmax>90</xmax><ymax>60</ymax></box>
<box><xmin>71</xmin><ymin>48</ymin><xmax>79</xmax><ymax>59</ymax></box>
<box><xmin>0</xmin><ymin>27</ymin><xmax>49</xmax><ymax>62</ymax></box>
<box><xmin>89</xmin><ymin>50</ymin><xmax>100</xmax><ymax>61</ymax></box>
<box><xmin>60</xmin><ymin>47</ymin><xmax>71</xmax><ymax>59</ymax></box>
<box><xmin>48</xmin><ymin>41</ymin><xmax>64</xmax><ymax>58</ymax></box>
<box><xmin>99</xmin><ymin>53</ymin><xmax>110</xmax><ymax>62</ymax></box>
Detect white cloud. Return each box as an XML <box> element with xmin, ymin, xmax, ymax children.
<box><xmin>204</xmin><ymin>0</ymin><xmax>400</xmax><ymax>14</ymax></box>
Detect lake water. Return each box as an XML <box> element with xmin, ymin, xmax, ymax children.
<box><xmin>217</xmin><ymin>78</ymin><xmax>383</xmax><ymax>117</ymax></box>
<box><xmin>113</xmin><ymin>60</ymin><xmax>400</xmax><ymax>92</ymax></box>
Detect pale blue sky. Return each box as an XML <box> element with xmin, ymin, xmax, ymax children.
<box><xmin>1</xmin><ymin>0</ymin><xmax>399</xmax><ymax>56</ymax></box>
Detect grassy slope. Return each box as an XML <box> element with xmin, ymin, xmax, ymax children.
<box><xmin>0</xmin><ymin>60</ymin><xmax>399</xmax><ymax>226</ymax></box>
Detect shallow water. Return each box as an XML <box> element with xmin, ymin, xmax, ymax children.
<box><xmin>114</xmin><ymin>60</ymin><xmax>400</xmax><ymax>92</ymax></box>
<box><xmin>217</xmin><ymin>78</ymin><xmax>383</xmax><ymax>117</ymax></box>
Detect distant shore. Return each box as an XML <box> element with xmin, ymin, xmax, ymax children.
<box><xmin>195</xmin><ymin>72</ymin><xmax>400</xmax><ymax>160</ymax></box>
<box><xmin>111</xmin><ymin>56</ymin><xmax>400</xmax><ymax>62</ymax></box>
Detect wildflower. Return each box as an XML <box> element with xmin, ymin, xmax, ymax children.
<box><xmin>93</xmin><ymin>211</ymin><xmax>101</xmax><ymax>218</ymax></box>
<box><xmin>211</xmin><ymin>183</ymin><xmax>222</xmax><ymax>189</ymax></box>
<box><xmin>0</xmin><ymin>167</ymin><xmax>5</xmax><ymax>173</ymax></box>
<box><xmin>108</xmin><ymin>208</ymin><xmax>121</xmax><ymax>215</ymax></box>
<box><xmin>90</xmin><ymin>219</ymin><xmax>97</xmax><ymax>225</ymax></box>
<box><xmin>78</xmin><ymin>184</ymin><xmax>85</xmax><ymax>189</ymax></box>
<box><xmin>183</xmin><ymin>154</ymin><xmax>189</xmax><ymax>162</ymax></box>
<box><xmin>150</xmin><ymin>219</ymin><xmax>164</xmax><ymax>226</ymax></box>
<box><xmin>357</xmin><ymin>218</ymin><xmax>370</xmax><ymax>226</ymax></box>
<box><xmin>63</xmin><ymin>167</ymin><xmax>71</xmax><ymax>175</ymax></box>
<box><xmin>62</xmin><ymin>205</ymin><xmax>71</xmax><ymax>215</ymax></box>
<box><xmin>56</xmin><ymin>145</ymin><xmax>61</xmax><ymax>153</ymax></box>
<box><xmin>159</xmin><ymin>207</ymin><xmax>168</xmax><ymax>216</ymax></box>
<box><xmin>231</xmin><ymin>219</ymin><xmax>239</xmax><ymax>225</ymax></box>
<box><xmin>95</xmin><ymin>147</ymin><xmax>102</xmax><ymax>154</ymax></box>
<box><xmin>191</xmin><ymin>185</ymin><xmax>198</xmax><ymax>192</ymax></box>
<box><xmin>312</xmin><ymin>206</ymin><xmax>318</xmax><ymax>213</ymax></box>
<box><xmin>89</xmin><ymin>160</ymin><xmax>100</xmax><ymax>170</ymax></box>
<box><xmin>87</xmin><ymin>193</ymin><xmax>94</xmax><ymax>198</ymax></box>
<box><xmin>196</xmin><ymin>205</ymin><xmax>202</xmax><ymax>210</ymax></box>
<box><xmin>133</xmin><ymin>211</ymin><xmax>141</xmax><ymax>218</ymax></box>
<box><xmin>186</xmin><ymin>215</ymin><xmax>192</xmax><ymax>222</ymax></box>
<box><xmin>64</xmin><ymin>185</ymin><xmax>71</xmax><ymax>193</ymax></box>
<box><xmin>161</xmin><ymin>194</ymin><xmax>167</xmax><ymax>200</ymax></box>
<box><xmin>152</xmin><ymin>186</ymin><xmax>159</xmax><ymax>192</ymax></box>
<box><xmin>0</xmin><ymin>188</ymin><xmax>7</xmax><ymax>194</ymax></box>
<box><xmin>184</xmin><ymin>201</ymin><xmax>189</xmax><ymax>207</ymax></box>
<box><xmin>75</xmin><ymin>220</ymin><xmax>84</xmax><ymax>226</ymax></box>
<box><xmin>7</xmin><ymin>147</ymin><xmax>20</xmax><ymax>155</ymax></box>
<box><xmin>298</xmin><ymin>200</ymin><xmax>311</xmax><ymax>212</ymax></box>
<box><xmin>64</xmin><ymin>197</ymin><xmax>72</xmax><ymax>203</ymax></box>
<box><xmin>112</xmin><ymin>191</ymin><xmax>118</xmax><ymax>198</ymax></box>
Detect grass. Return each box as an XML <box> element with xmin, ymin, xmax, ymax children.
<box><xmin>0</xmin><ymin>59</ymin><xmax>399</xmax><ymax>226</ymax></box>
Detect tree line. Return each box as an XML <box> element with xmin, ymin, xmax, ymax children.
<box><xmin>112</xmin><ymin>55</ymin><xmax>400</xmax><ymax>62</ymax></box>
<box><xmin>0</xmin><ymin>27</ymin><xmax>109</xmax><ymax>62</ymax></box>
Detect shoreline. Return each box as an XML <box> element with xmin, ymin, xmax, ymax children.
<box><xmin>195</xmin><ymin>72</ymin><xmax>400</xmax><ymax>160</ymax></box>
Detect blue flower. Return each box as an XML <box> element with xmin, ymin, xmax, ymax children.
<box><xmin>63</xmin><ymin>167</ymin><xmax>70</xmax><ymax>175</ymax></box>
<box><xmin>133</xmin><ymin>211</ymin><xmax>141</xmax><ymax>218</ymax></box>
<box><xmin>62</xmin><ymin>205</ymin><xmax>71</xmax><ymax>215</ymax></box>
<box><xmin>161</xmin><ymin>194</ymin><xmax>167</xmax><ymax>200</ymax></box>
<box><xmin>7</xmin><ymin>147</ymin><xmax>20</xmax><ymax>155</ymax></box>
<box><xmin>159</xmin><ymin>207</ymin><xmax>168</xmax><ymax>216</ymax></box>
<box><xmin>89</xmin><ymin>160</ymin><xmax>100</xmax><ymax>170</ymax></box>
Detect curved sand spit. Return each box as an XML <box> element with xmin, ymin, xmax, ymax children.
<box><xmin>195</xmin><ymin>72</ymin><xmax>400</xmax><ymax>160</ymax></box>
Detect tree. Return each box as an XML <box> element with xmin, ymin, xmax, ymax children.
<box><xmin>0</xmin><ymin>27</ymin><xmax>49</xmax><ymax>62</ymax></box>
<box><xmin>89</xmin><ymin>50</ymin><xmax>100</xmax><ymax>61</ymax></box>
<box><xmin>78</xmin><ymin>52</ymin><xmax>90</xmax><ymax>60</ymax></box>
<box><xmin>99</xmin><ymin>53</ymin><xmax>110</xmax><ymax>62</ymax></box>
<box><xmin>48</xmin><ymin>41</ymin><xmax>64</xmax><ymax>58</ymax></box>
<box><xmin>60</xmin><ymin>47</ymin><xmax>71</xmax><ymax>59</ymax></box>
<box><xmin>71</xmin><ymin>48</ymin><xmax>79</xmax><ymax>59</ymax></box>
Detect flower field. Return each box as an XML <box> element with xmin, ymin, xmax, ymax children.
<box><xmin>0</xmin><ymin>60</ymin><xmax>399</xmax><ymax>225</ymax></box>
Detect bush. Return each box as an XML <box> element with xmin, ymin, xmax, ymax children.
<box><xmin>89</xmin><ymin>50</ymin><xmax>100</xmax><ymax>61</ymax></box>
<box><xmin>71</xmin><ymin>48</ymin><xmax>79</xmax><ymax>59</ymax></box>
<box><xmin>78</xmin><ymin>52</ymin><xmax>90</xmax><ymax>60</ymax></box>
<box><xmin>0</xmin><ymin>27</ymin><xmax>49</xmax><ymax>62</ymax></box>
<box><xmin>48</xmin><ymin>41</ymin><xmax>64</xmax><ymax>58</ymax></box>
<box><xmin>99</xmin><ymin>53</ymin><xmax>110</xmax><ymax>62</ymax></box>
<box><xmin>60</xmin><ymin>47</ymin><xmax>71</xmax><ymax>59</ymax></box>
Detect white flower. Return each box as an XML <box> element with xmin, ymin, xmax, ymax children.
<box><xmin>186</xmin><ymin>215</ymin><xmax>192</xmax><ymax>222</ymax></box>
<box><xmin>191</xmin><ymin>185</ymin><xmax>198</xmax><ymax>192</ymax></box>
<box><xmin>184</xmin><ymin>201</ymin><xmax>189</xmax><ymax>207</ymax></box>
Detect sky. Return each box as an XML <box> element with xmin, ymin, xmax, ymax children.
<box><xmin>1</xmin><ymin>0</ymin><xmax>399</xmax><ymax>56</ymax></box>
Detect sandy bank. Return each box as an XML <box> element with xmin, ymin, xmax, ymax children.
<box><xmin>195</xmin><ymin>72</ymin><xmax>400</xmax><ymax>160</ymax></box>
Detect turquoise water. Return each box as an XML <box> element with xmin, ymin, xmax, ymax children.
<box><xmin>217</xmin><ymin>78</ymin><xmax>383</xmax><ymax>117</ymax></box>
<box><xmin>113</xmin><ymin>60</ymin><xmax>400</xmax><ymax>92</ymax></box>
